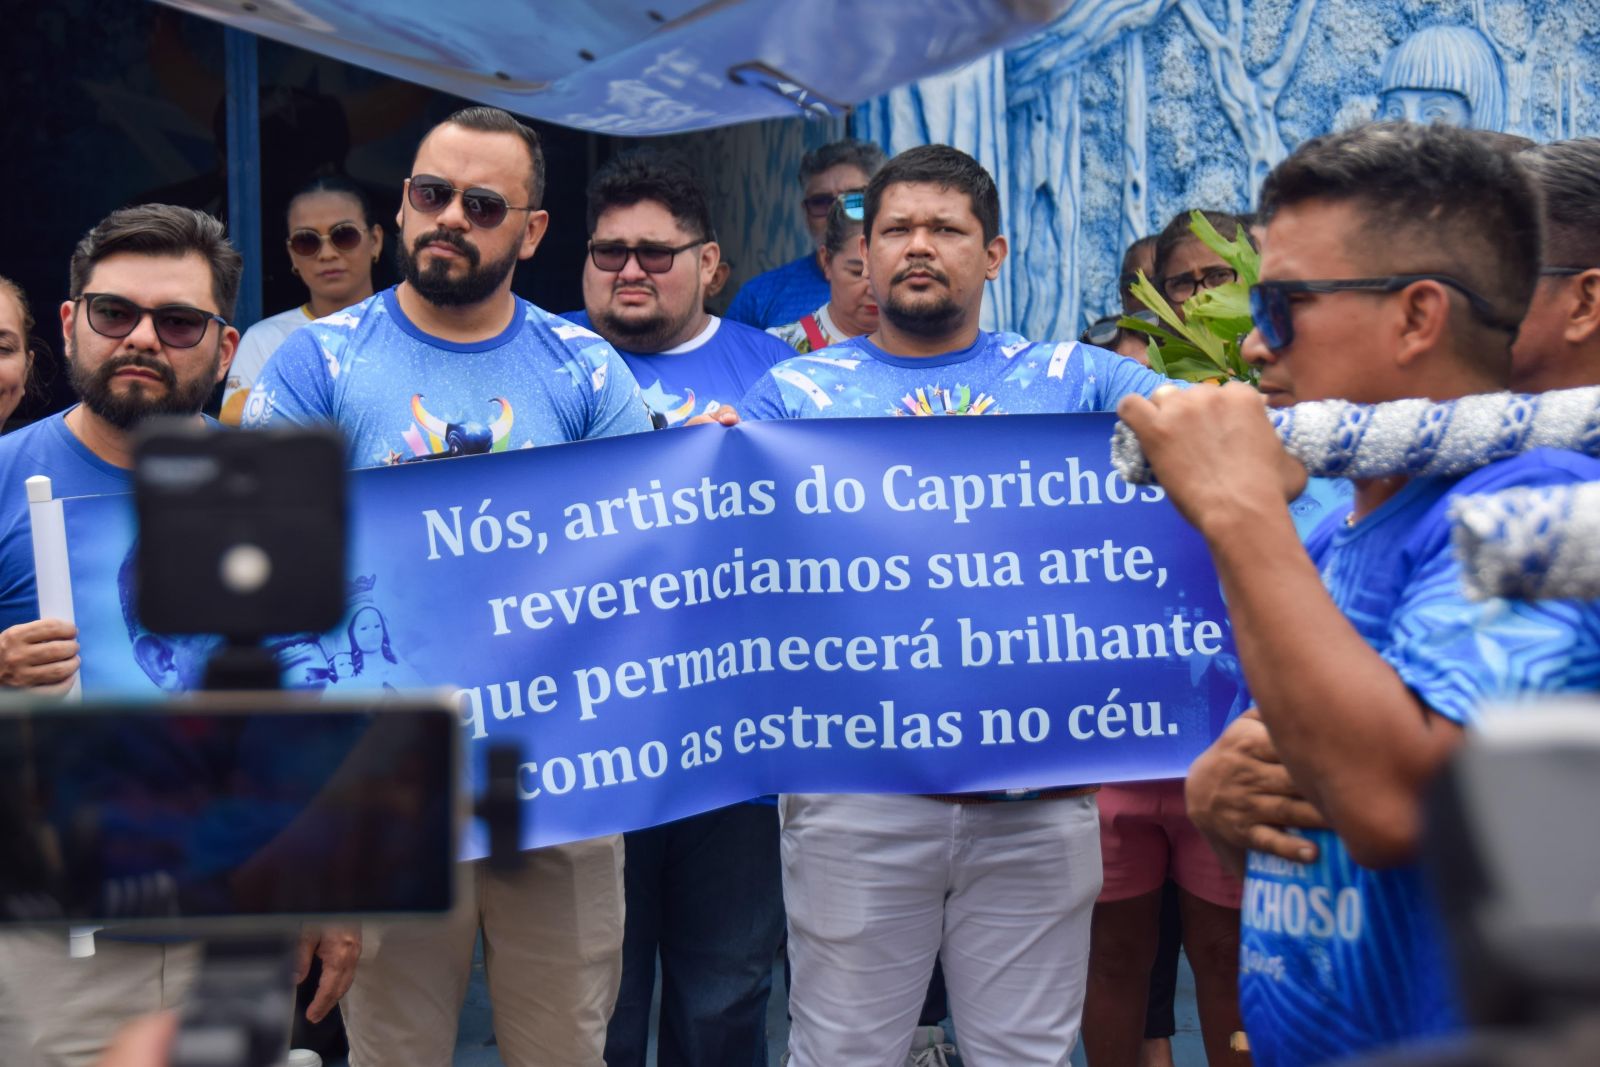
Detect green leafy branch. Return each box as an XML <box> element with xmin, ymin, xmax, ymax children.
<box><xmin>1118</xmin><ymin>210</ymin><xmax>1260</xmax><ymax>385</ymax></box>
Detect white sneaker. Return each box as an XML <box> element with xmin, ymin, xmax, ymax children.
<box><xmin>907</xmin><ymin>1024</ymin><xmax>959</xmax><ymax>1066</ymax></box>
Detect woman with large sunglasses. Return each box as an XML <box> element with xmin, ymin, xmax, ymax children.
<box><xmin>219</xmin><ymin>174</ymin><xmax>383</xmax><ymax>424</ymax></box>
<box><xmin>767</xmin><ymin>195</ymin><xmax>879</xmax><ymax>353</ymax></box>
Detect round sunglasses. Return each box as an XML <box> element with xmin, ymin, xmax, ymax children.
<box><xmin>406</xmin><ymin>175</ymin><xmax>534</xmax><ymax>229</ymax></box>
<box><xmin>288</xmin><ymin>223</ymin><xmax>367</xmax><ymax>258</ymax></box>
<box><xmin>78</xmin><ymin>293</ymin><xmax>227</xmax><ymax>349</ymax></box>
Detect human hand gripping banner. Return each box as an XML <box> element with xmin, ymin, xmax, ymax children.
<box><xmin>53</xmin><ymin>414</ymin><xmax>1241</xmax><ymax>858</ymax></box>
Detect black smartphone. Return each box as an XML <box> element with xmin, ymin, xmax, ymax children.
<box><xmin>0</xmin><ymin>696</ymin><xmax>459</xmax><ymax>927</ymax></box>
<box><xmin>133</xmin><ymin>421</ymin><xmax>346</xmax><ymax>638</ymax></box>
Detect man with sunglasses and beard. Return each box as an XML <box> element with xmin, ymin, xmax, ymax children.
<box><xmin>1121</xmin><ymin>123</ymin><xmax>1600</xmax><ymax>1067</ymax></box>
<box><xmin>0</xmin><ymin>203</ymin><xmax>253</xmax><ymax>1065</ymax></box>
<box><xmin>245</xmin><ymin>106</ymin><xmax>649</xmax><ymax>1067</ymax></box>
<box><xmin>558</xmin><ymin>150</ymin><xmax>789</xmax><ymax>1067</ymax></box>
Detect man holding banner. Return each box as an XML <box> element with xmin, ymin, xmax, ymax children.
<box><xmin>733</xmin><ymin>144</ymin><xmax>1172</xmax><ymax>1066</ymax></box>
<box><xmin>1120</xmin><ymin>123</ymin><xmax>1600</xmax><ymax>1066</ymax></box>
<box><xmin>0</xmin><ymin>205</ymin><xmax>263</xmax><ymax>1064</ymax></box>
<box><xmin>245</xmin><ymin>106</ymin><xmax>651</xmax><ymax>1067</ymax></box>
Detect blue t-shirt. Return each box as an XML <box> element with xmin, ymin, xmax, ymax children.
<box><xmin>1239</xmin><ymin>448</ymin><xmax>1600</xmax><ymax>1067</ymax></box>
<box><xmin>739</xmin><ymin>330</ymin><xmax>1167</xmax><ymax>421</ymax></box>
<box><xmin>725</xmin><ymin>252</ymin><xmax>830</xmax><ymax>330</ymax></box>
<box><xmin>561</xmin><ymin>312</ymin><xmax>789</xmax><ymax>426</ymax></box>
<box><xmin>0</xmin><ymin>411</ymin><xmax>133</xmax><ymax>630</ymax></box>
<box><xmin>243</xmin><ymin>287</ymin><xmax>651</xmax><ymax>467</ymax></box>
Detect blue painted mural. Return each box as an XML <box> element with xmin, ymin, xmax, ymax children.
<box><xmin>215</xmin><ymin>0</ymin><xmax>1580</xmax><ymax>333</ymax></box>
<box><xmin>823</xmin><ymin>0</ymin><xmax>1600</xmax><ymax>341</ymax></box>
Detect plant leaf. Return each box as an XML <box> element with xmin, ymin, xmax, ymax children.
<box><xmin>1188</xmin><ymin>210</ymin><xmax>1260</xmax><ymax>287</ymax></box>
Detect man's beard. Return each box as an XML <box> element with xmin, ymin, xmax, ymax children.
<box><xmin>594</xmin><ymin>284</ymin><xmax>700</xmax><ymax>354</ymax></box>
<box><xmin>881</xmin><ymin>263</ymin><xmax>963</xmax><ymax>338</ymax></box>
<box><xmin>68</xmin><ymin>340</ymin><xmax>218</xmax><ymax>430</ymax></box>
<box><xmin>396</xmin><ymin>228</ymin><xmax>519</xmax><ymax>307</ymax></box>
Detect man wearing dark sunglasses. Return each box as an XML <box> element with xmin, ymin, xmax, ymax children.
<box><xmin>725</xmin><ymin>139</ymin><xmax>885</xmax><ymax>330</ymax></box>
<box><xmin>557</xmin><ymin>151</ymin><xmax>790</xmax><ymax>1067</ymax></box>
<box><xmin>245</xmin><ymin>106</ymin><xmax>649</xmax><ymax>1067</ymax></box>
<box><xmin>1120</xmin><ymin>123</ymin><xmax>1600</xmax><ymax>1067</ymax></box>
<box><xmin>1510</xmin><ymin>138</ymin><xmax>1600</xmax><ymax>393</ymax></box>
<box><xmin>0</xmin><ymin>203</ymin><xmax>244</xmax><ymax>1063</ymax></box>
<box><xmin>569</xmin><ymin>151</ymin><xmax>790</xmax><ymax>433</ymax></box>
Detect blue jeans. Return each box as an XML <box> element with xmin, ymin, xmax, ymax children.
<box><xmin>604</xmin><ymin>803</ymin><xmax>785</xmax><ymax>1067</ymax></box>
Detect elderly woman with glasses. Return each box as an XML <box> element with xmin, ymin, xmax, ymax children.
<box><xmin>220</xmin><ymin>174</ymin><xmax>383</xmax><ymax>424</ymax></box>
<box><xmin>767</xmin><ymin>196</ymin><xmax>879</xmax><ymax>353</ymax></box>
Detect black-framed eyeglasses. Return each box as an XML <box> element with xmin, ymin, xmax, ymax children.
<box><xmin>77</xmin><ymin>293</ymin><xmax>227</xmax><ymax>349</ymax></box>
<box><xmin>588</xmin><ymin>239</ymin><xmax>705</xmax><ymax>274</ymax></box>
<box><xmin>406</xmin><ymin>175</ymin><xmax>534</xmax><ymax>229</ymax></box>
<box><xmin>1159</xmin><ymin>266</ymin><xmax>1237</xmax><ymax>304</ymax></box>
<box><xmin>1249</xmin><ymin>274</ymin><xmax>1519</xmax><ymax>353</ymax></box>
<box><xmin>288</xmin><ymin>223</ymin><xmax>366</xmax><ymax>257</ymax></box>
<box><xmin>804</xmin><ymin>187</ymin><xmax>865</xmax><ymax>218</ymax></box>
<box><xmin>1081</xmin><ymin>308</ymin><xmax>1157</xmax><ymax>347</ymax></box>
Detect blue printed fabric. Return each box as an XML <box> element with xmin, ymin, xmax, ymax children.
<box><xmin>0</xmin><ymin>411</ymin><xmax>134</xmax><ymax>629</ymax></box>
<box><xmin>1239</xmin><ymin>448</ymin><xmax>1600</xmax><ymax>1067</ymax></box>
<box><xmin>562</xmin><ymin>312</ymin><xmax>790</xmax><ymax>426</ymax></box>
<box><xmin>243</xmin><ymin>287</ymin><xmax>651</xmax><ymax>467</ymax></box>
<box><xmin>739</xmin><ymin>331</ymin><xmax>1168</xmax><ymax>422</ymax></box>
<box><xmin>724</xmin><ymin>253</ymin><xmax>830</xmax><ymax>330</ymax></box>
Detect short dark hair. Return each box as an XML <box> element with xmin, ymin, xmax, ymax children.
<box><xmin>1119</xmin><ymin>235</ymin><xmax>1158</xmax><ymax>310</ymax></box>
<box><xmin>1517</xmin><ymin>138</ymin><xmax>1600</xmax><ymax>271</ymax></box>
<box><xmin>585</xmin><ymin>150</ymin><xmax>714</xmax><ymax>243</ymax></box>
<box><xmin>1259</xmin><ymin>121</ymin><xmax>1541</xmax><ymax>371</ymax></box>
<box><xmin>424</xmin><ymin>106</ymin><xmax>546</xmax><ymax>208</ymax></box>
<box><xmin>798</xmin><ymin>139</ymin><xmax>886</xmax><ymax>187</ymax></box>
<box><xmin>864</xmin><ymin>145</ymin><xmax>1001</xmax><ymax>245</ymax></box>
<box><xmin>69</xmin><ymin>205</ymin><xmax>244</xmax><ymax>321</ymax></box>
<box><xmin>1153</xmin><ymin>209</ymin><xmax>1256</xmax><ymax>284</ymax></box>
<box><xmin>288</xmin><ymin>172</ymin><xmax>376</xmax><ymax>227</ymax></box>
<box><xmin>821</xmin><ymin>199</ymin><xmax>864</xmax><ymax>256</ymax></box>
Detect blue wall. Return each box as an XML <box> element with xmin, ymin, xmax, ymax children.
<box><xmin>846</xmin><ymin>0</ymin><xmax>1599</xmax><ymax>339</ymax></box>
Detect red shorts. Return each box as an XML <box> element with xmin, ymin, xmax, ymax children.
<box><xmin>1095</xmin><ymin>779</ymin><xmax>1242</xmax><ymax>908</ymax></box>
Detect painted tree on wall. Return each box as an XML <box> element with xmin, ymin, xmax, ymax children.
<box><xmin>1175</xmin><ymin>0</ymin><xmax>1320</xmax><ymax>195</ymax></box>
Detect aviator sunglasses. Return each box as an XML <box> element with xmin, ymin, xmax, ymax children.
<box><xmin>78</xmin><ymin>293</ymin><xmax>227</xmax><ymax>349</ymax></box>
<box><xmin>288</xmin><ymin>223</ymin><xmax>366</xmax><ymax>258</ymax></box>
<box><xmin>406</xmin><ymin>175</ymin><xmax>534</xmax><ymax>229</ymax></box>
<box><xmin>1249</xmin><ymin>274</ymin><xmax>1520</xmax><ymax>353</ymax></box>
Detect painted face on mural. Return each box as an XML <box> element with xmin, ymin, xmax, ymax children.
<box><xmin>1378</xmin><ymin>88</ymin><xmax>1473</xmax><ymax>127</ymax></box>
<box><xmin>867</xmin><ymin>181</ymin><xmax>1005</xmax><ymax>341</ymax></box>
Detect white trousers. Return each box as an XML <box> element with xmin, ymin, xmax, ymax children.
<box><xmin>0</xmin><ymin>934</ymin><xmax>200</xmax><ymax>1067</ymax></box>
<box><xmin>780</xmin><ymin>792</ymin><xmax>1102</xmax><ymax>1067</ymax></box>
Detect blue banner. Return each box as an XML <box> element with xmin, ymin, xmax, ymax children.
<box><xmin>65</xmin><ymin>414</ymin><xmax>1239</xmax><ymax>857</ymax></box>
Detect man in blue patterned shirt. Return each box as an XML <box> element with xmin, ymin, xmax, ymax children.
<box><xmin>734</xmin><ymin>144</ymin><xmax>1169</xmax><ymax>1066</ymax></box>
<box><xmin>1121</xmin><ymin>122</ymin><xmax>1600</xmax><ymax>1067</ymax></box>
<box><xmin>246</xmin><ymin>106</ymin><xmax>650</xmax><ymax>1067</ymax></box>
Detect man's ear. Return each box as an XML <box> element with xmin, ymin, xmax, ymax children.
<box><xmin>699</xmin><ymin>241</ymin><xmax>721</xmax><ymax>289</ymax></box>
<box><xmin>1393</xmin><ymin>279</ymin><xmax>1452</xmax><ymax>367</ymax></box>
<box><xmin>519</xmin><ymin>210</ymin><xmax>550</xmax><ymax>261</ymax></box>
<box><xmin>1565</xmin><ymin>269</ymin><xmax>1600</xmax><ymax>345</ymax></box>
<box><xmin>985</xmin><ymin>234</ymin><xmax>1009</xmax><ymax>281</ymax></box>
<box><xmin>132</xmin><ymin>633</ymin><xmax>179</xmax><ymax>690</ymax></box>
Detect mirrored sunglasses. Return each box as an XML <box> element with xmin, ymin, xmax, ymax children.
<box><xmin>406</xmin><ymin>175</ymin><xmax>533</xmax><ymax>229</ymax></box>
